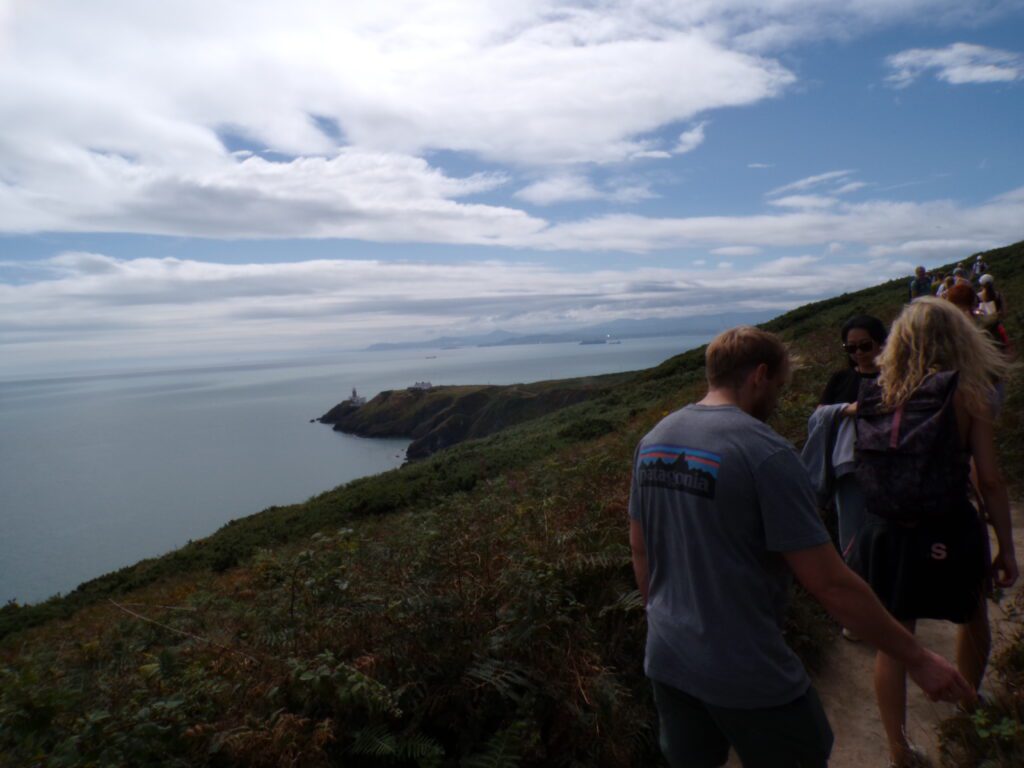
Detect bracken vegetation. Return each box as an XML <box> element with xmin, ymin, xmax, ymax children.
<box><xmin>1</xmin><ymin>241</ymin><xmax>1022</xmax><ymax>766</ymax></box>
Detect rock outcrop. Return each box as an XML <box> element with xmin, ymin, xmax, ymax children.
<box><xmin>319</xmin><ymin>380</ymin><xmax>612</xmax><ymax>459</ymax></box>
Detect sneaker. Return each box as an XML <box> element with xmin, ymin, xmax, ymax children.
<box><xmin>887</xmin><ymin>744</ymin><xmax>931</xmax><ymax>767</ymax></box>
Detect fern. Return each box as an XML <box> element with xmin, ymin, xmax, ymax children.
<box><xmin>598</xmin><ymin>589</ymin><xmax>644</xmax><ymax>617</ymax></box>
<box><xmin>349</xmin><ymin>725</ymin><xmax>444</xmax><ymax>767</ymax></box>
<box><xmin>464</xmin><ymin>658</ymin><xmax>534</xmax><ymax>703</ymax></box>
<box><xmin>461</xmin><ymin>723</ymin><xmax>524</xmax><ymax>768</ymax></box>
<box><xmin>350</xmin><ymin>725</ymin><xmax>399</xmax><ymax>758</ymax></box>
<box><xmin>397</xmin><ymin>732</ymin><xmax>445</xmax><ymax>767</ymax></box>
<box><xmin>564</xmin><ymin>551</ymin><xmax>630</xmax><ymax>575</ymax></box>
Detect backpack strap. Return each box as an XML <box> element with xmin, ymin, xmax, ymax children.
<box><xmin>889</xmin><ymin>405</ymin><xmax>904</xmax><ymax>450</ymax></box>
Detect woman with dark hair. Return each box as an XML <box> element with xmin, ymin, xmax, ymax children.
<box><xmin>820</xmin><ymin>315</ymin><xmax>888</xmax><ymax>406</ymax></box>
<box><xmin>817</xmin><ymin>316</ymin><xmax>887</xmax><ymax>562</ymax></box>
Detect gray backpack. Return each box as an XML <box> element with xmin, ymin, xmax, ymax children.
<box><xmin>854</xmin><ymin>371</ymin><xmax>967</xmax><ymax>523</ymax></box>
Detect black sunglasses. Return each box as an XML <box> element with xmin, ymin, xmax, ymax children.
<box><xmin>843</xmin><ymin>341</ymin><xmax>875</xmax><ymax>354</ymax></box>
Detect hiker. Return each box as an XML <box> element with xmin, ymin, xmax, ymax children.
<box><xmin>848</xmin><ymin>298</ymin><xmax>1016</xmax><ymax>767</ymax></box>
<box><xmin>948</xmin><ymin>282</ymin><xmax>1015</xmax><ymax>418</ymax></box>
<box><xmin>812</xmin><ymin>316</ymin><xmax>886</xmax><ymax>553</ymax></box>
<box><xmin>977</xmin><ymin>274</ymin><xmax>1005</xmax><ymax>319</ymax></box>
<box><xmin>972</xmin><ymin>254</ymin><xmax>988</xmax><ymax>281</ymax></box>
<box><xmin>935</xmin><ymin>275</ymin><xmax>954</xmax><ymax>300</ymax></box>
<box><xmin>803</xmin><ymin>315</ymin><xmax>887</xmax><ymax>643</ymax></box>
<box><xmin>945</xmin><ymin>283</ymin><xmax>978</xmax><ymax>315</ymax></box>
<box><xmin>908</xmin><ymin>267</ymin><xmax>931</xmax><ymax>301</ymax></box>
<box><xmin>628</xmin><ymin>326</ymin><xmax>973</xmax><ymax>768</ymax></box>
<box><xmin>953</xmin><ymin>267</ymin><xmax>971</xmax><ymax>286</ymax></box>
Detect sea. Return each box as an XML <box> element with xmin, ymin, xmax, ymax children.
<box><xmin>0</xmin><ymin>335</ymin><xmax>710</xmax><ymax>605</ymax></box>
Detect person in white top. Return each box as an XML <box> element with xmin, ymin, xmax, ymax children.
<box><xmin>977</xmin><ymin>274</ymin><xmax>1004</xmax><ymax>319</ymax></box>
<box><xmin>936</xmin><ymin>275</ymin><xmax>954</xmax><ymax>299</ymax></box>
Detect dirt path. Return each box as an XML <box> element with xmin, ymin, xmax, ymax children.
<box><xmin>726</xmin><ymin>504</ymin><xmax>1024</xmax><ymax>767</ymax></box>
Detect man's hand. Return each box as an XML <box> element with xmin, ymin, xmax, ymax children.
<box><xmin>907</xmin><ymin>648</ymin><xmax>976</xmax><ymax>704</ymax></box>
<box><xmin>841</xmin><ymin>402</ymin><xmax>857</xmax><ymax>417</ymax></box>
<box><xmin>992</xmin><ymin>548</ymin><xmax>1019</xmax><ymax>589</ymax></box>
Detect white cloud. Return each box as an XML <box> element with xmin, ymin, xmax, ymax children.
<box><xmin>886</xmin><ymin>43</ymin><xmax>1023</xmax><ymax>88</ymax></box>
<box><xmin>834</xmin><ymin>181</ymin><xmax>868</xmax><ymax>195</ymax></box>
<box><xmin>768</xmin><ymin>170</ymin><xmax>853</xmax><ymax>196</ymax></box>
<box><xmin>0</xmin><ymin>1</ymin><xmax>798</xmax><ymax>174</ymax></box>
<box><xmin>674</xmin><ymin>122</ymin><xmax>708</xmax><ymax>155</ymax></box>
<box><xmin>1</xmin><ymin>2</ymin><xmax>1018</xmax><ymax>244</ymax></box>
<box><xmin>515</xmin><ymin>174</ymin><xmax>655</xmax><ymax>206</ymax></box>
<box><xmin>768</xmin><ymin>195</ymin><xmax>839</xmax><ymax>209</ymax></box>
<box><xmin>748</xmin><ymin>162</ymin><xmax>774</xmax><ymax>169</ymax></box>
<box><xmin>711</xmin><ymin>246</ymin><xmax>762</xmax><ymax>256</ymax></box>
<box><xmin>527</xmin><ymin>186</ymin><xmax>1024</xmax><ymax>254</ymax></box>
<box><xmin>865</xmin><ymin>238</ymin><xmax>996</xmax><ymax>259</ymax></box>
<box><xmin>0</xmin><ymin>1</ymin><xmax>807</xmax><ymax>239</ymax></box>
<box><xmin>0</xmin><ymin>249</ymin><xmax>902</xmax><ymax>373</ymax></box>
<box><xmin>607</xmin><ymin>183</ymin><xmax>657</xmax><ymax>204</ymax></box>
<box><xmin>515</xmin><ymin>175</ymin><xmax>602</xmax><ymax>206</ymax></box>
<box><xmin>753</xmin><ymin>255</ymin><xmax>822</xmax><ymax>275</ymax></box>
<box><xmin>725</xmin><ymin>1</ymin><xmax>1014</xmax><ymax>53</ymax></box>
<box><xmin>0</xmin><ymin>147</ymin><xmax>539</xmax><ymax>243</ymax></box>
<box><xmin>7</xmin><ymin>227</ymin><xmax>975</xmax><ymax>375</ymax></box>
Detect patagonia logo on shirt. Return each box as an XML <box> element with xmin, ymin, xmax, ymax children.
<box><xmin>638</xmin><ymin>444</ymin><xmax>721</xmax><ymax>499</ymax></box>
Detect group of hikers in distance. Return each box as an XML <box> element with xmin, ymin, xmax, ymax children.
<box><xmin>628</xmin><ymin>259</ymin><xmax>1016</xmax><ymax>767</ymax></box>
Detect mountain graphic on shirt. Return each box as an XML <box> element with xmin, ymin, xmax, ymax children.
<box><xmin>638</xmin><ymin>444</ymin><xmax>720</xmax><ymax>499</ymax></box>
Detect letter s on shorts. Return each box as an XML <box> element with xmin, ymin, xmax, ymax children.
<box><xmin>931</xmin><ymin>543</ymin><xmax>948</xmax><ymax>561</ymax></box>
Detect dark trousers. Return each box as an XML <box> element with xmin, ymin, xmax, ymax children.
<box><xmin>651</xmin><ymin>679</ymin><xmax>834</xmax><ymax>768</ymax></box>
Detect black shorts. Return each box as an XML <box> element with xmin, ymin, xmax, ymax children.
<box><xmin>650</xmin><ymin>679</ymin><xmax>833</xmax><ymax>768</ymax></box>
<box><xmin>847</xmin><ymin>506</ymin><xmax>988</xmax><ymax>623</ymax></box>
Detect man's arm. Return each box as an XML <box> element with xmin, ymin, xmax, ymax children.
<box><xmin>784</xmin><ymin>543</ymin><xmax>976</xmax><ymax>704</ymax></box>
<box><xmin>629</xmin><ymin>519</ymin><xmax>649</xmax><ymax>606</ymax></box>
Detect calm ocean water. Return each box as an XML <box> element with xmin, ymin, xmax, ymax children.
<box><xmin>1</xmin><ymin>335</ymin><xmax>710</xmax><ymax>604</ymax></box>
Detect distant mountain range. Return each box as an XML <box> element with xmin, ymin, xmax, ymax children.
<box><xmin>364</xmin><ymin>311</ymin><xmax>776</xmax><ymax>351</ymax></box>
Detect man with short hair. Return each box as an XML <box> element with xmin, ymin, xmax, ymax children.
<box><xmin>629</xmin><ymin>326</ymin><xmax>973</xmax><ymax>768</ymax></box>
<box><xmin>908</xmin><ymin>266</ymin><xmax>931</xmax><ymax>300</ymax></box>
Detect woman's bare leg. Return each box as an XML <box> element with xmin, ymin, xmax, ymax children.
<box><xmin>957</xmin><ymin>598</ymin><xmax>991</xmax><ymax>693</ymax></box>
<box><xmin>875</xmin><ymin>620</ymin><xmax>916</xmax><ymax>765</ymax></box>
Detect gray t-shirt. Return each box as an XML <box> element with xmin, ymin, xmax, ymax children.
<box><xmin>629</xmin><ymin>403</ymin><xmax>830</xmax><ymax>708</ymax></box>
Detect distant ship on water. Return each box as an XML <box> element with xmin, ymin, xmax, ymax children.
<box><xmin>580</xmin><ymin>334</ymin><xmax>622</xmax><ymax>346</ymax></box>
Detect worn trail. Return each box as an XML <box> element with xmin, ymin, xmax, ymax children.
<box><xmin>726</xmin><ymin>504</ymin><xmax>1024</xmax><ymax>767</ymax></box>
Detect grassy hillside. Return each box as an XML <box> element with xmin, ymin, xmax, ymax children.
<box><xmin>319</xmin><ymin>375</ymin><xmax>630</xmax><ymax>459</ymax></box>
<box><xmin>1</xmin><ymin>241</ymin><xmax>1021</xmax><ymax>766</ymax></box>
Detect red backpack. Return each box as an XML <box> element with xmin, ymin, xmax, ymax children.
<box><xmin>854</xmin><ymin>371</ymin><xmax>968</xmax><ymax>523</ymax></box>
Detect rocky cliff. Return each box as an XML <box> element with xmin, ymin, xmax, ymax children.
<box><xmin>319</xmin><ymin>378</ymin><xmax>621</xmax><ymax>459</ymax></box>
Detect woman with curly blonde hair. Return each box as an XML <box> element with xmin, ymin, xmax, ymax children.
<box><xmin>877</xmin><ymin>297</ymin><xmax>1008</xmax><ymax>417</ymax></box>
<box><xmin>849</xmin><ymin>297</ymin><xmax>1017</xmax><ymax>767</ymax></box>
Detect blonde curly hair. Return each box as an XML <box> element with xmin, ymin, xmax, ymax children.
<box><xmin>877</xmin><ymin>297</ymin><xmax>1009</xmax><ymax>419</ymax></box>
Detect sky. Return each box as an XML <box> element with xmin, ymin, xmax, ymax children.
<box><xmin>1</xmin><ymin>0</ymin><xmax>1023</xmax><ymax>377</ymax></box>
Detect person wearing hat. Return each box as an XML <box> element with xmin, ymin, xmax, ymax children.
<box><xmin>972</xmin><ymin>254</ymin><xmax>988</xmax><ymax>281</ymax></box>
<box><xmin>978</xmin><ymin>274</ymin><xmax>1004</xmax><ymax>319</ymax></box>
